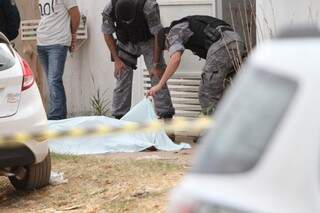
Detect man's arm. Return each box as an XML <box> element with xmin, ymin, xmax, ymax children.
<box><xmin>104</xmin><ymin>34</ymin><xmax>125</xmax><ymax>77</ymax></box>
<box><xmin>158</xmin><ymin>52</ymin><xmax>182</xmax><ymax>87</ymax></box>
<box><xmin>147</xmin><ymin>51</ymin><xmax>182</xmax><ymax>96</ymax></box>
<box><xmin>148</xmin><ymin>22</ymin><xmax>190</xmax><ymax>96</ymax></box>
<box><xmin>104</xmin><ymin>34</ymin><xmax>119</xmax><ymax>62</ymax></box>
<box><xmin>101</xmin><ymin>2</ymin><xmax>125</xmax><ymax>77</ymax></box>
<box><xmin>3</xmin><ymin>0</ymin><xmax>20</xmax><ymax>41</ymax></box>
<box><xmin>68</xmin><ymin>6</ymin><xmax>80</xmax><ymax>51</ymax></box>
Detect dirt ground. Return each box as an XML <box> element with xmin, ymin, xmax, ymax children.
<box><xmin>0</xmin><ymin>146</ymin><xmax>196</xmax><ymax>213</ymax></box>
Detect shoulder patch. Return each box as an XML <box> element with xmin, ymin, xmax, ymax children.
<box><xmin>10</xmin><ymin>0</ymin><xmax>16</xmax><ymax>6</ymax></box>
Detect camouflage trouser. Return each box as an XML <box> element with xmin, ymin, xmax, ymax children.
<box><xmin>112</xmin><ymin>39</ymin><xmax>175</xmax><ymax>118</ymax></box>
<box><xmin>199</xmin><ymin>31</ymin><xmax>245</xmax><ymax>114</ymax></box>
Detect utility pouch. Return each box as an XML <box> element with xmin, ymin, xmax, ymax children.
<box><xmin>113</xmin><ymin>42</ymin><xmax>138</xmax><ymax>69</ymax></box>
<box><xmin>111</xmin><ymin>53</ymin><xmax>137</xmax><ymax>69</ymax></box>
<box><xmin>110</xmin><ymin>42</ymin><xmax>136</xmax><ymax>69</ymax></box>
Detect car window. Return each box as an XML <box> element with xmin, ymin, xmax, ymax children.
<box><xmin>192</xmin><ymin>69</ymin><xmax>298</xmax><ymax>174</ymax></box>
<box><xmin>0</xmin><ymin>43</ymin><xmax>15</xmax><ymax>71</ymax></box>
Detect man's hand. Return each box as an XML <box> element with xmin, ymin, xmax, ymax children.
<box><xmin>147</xmin><ymin>84</ymin><xmax>162</xmax><ymax>97</ymax></box>
<box><xmin>114</xmin><ymin>58</ymin><xmax>126</xmax><ymax>78</ymax></box>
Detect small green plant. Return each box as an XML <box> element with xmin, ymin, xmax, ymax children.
<box><xmin>201</xmin><ymin>104</ymin><xmax>215</xmax><ymax>116</ymax></box>
<box><xmin>90</xmin><ymin>89</ymin><xmax>110</xmax><ymax>116</ymax></box>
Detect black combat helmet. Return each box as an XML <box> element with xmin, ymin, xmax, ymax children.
<box><xmin>115</xmin><ymin>0</ymin><xmax>137</xmax><ymax>24</ymax></box>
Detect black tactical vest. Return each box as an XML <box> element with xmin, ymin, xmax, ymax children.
<box><xmin>169</xmin><ymin>15</ymin><xmax>232</xmax><ymax>59</ymax></box>
<box><xmin>111</xmin><ymin>0</ymin><xmax>153</xmax><ymax>44</ymax></box>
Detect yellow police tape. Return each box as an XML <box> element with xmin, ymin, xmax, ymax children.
<box><xmin>0</xmin><ymin>117</ymin><xmax>213</xmax><ymax>145</ymax></box>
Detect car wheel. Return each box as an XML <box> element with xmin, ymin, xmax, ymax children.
<box><xmin>9</xmin><ymin>152</ymin><xmax>51</xmax><ymax>190</ymax></box>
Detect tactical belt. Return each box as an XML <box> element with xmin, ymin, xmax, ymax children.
<box><xmin>117</xmin><ymin>45</ymin><xmax>138</xmax><ymax>69</ymax></box>
<box><xmin>110</xmin><ymin>41</ymin><xmax>138</xmax><ymax>69</ymax></box>
<box><xmin>204</xmin><ymin>25</ymin><xmax>234</xmax><ymax>44</ymax></box>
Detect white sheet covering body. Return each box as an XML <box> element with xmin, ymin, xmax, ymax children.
<box><xmin>48</xmin><ymin>98</ymin><xmax>191</xmax><ymax>154</ymax></box>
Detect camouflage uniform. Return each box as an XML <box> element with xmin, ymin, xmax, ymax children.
<box><xmin>167</xmin><ymin>21</ymin><xmax>244</xmax><ymax>113</ymax></box>
<box><xmin>102</xmin><ymin>0</ymin><xmax>175</xmax><ymax>118</ymax></box>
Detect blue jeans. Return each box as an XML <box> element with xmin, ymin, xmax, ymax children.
<box><xmin>37</xmin><ymin>44</ymin><xmax>68</xmax><ymax>120</ymax></box>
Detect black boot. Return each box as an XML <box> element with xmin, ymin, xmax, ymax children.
<box><xmin>114</xmin><ymin>115</ymin><xmax>124</xmax><ymax>120</ymax></box>
<box><xmin>159</xmin><ymin>114</ymin><xmax>176</xmax><ymax>142</ymax></box>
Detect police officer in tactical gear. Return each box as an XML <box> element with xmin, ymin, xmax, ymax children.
<box><xmin>102</xmin><ymin>0</ymin><xmax>175</xmax><ymax>120</ymax></box>
<box><xmin>148</xmin><ymin>15</ymin><xmax>245</xmax><ymax>115</ymax></box>
<box><xmin>0</xmin><ymin>0</ymin><xmax>20</xmax><ymax>41</ymax></box>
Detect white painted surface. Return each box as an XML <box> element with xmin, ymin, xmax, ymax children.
<box><xmin>256</xmin><ymin>0</ymin><xmax>320</xmax><ymax>40</ymax></box>
<box><xmin>63</xmin><ymin>0</ymin><xmax>215</xmax><ymax>116</ymax></box>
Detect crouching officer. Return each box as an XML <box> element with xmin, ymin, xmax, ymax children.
<box><xmin>101</xmin><ymin>0</ymin><xmax>175</xmax><ymax>120</ymax></box>
<box><xmin>147</xmin><ymin>15</ymin><xmax>245</xmax><ymax>115</ymax></box>
<box><xmin>0</xmin><ymin>0</ymin><xmax>21</xmax><ymax>41</ymax></box>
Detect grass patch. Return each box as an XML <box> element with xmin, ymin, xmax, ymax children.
<box><xmin>0</xmin><ymin>152</ymin><xmax>190</xmax><ymax>212</ymax></box>
<box><xmin>51</xmin><ymin>153</ymin><xmax>82</xmax><ymax>161</ymax></box>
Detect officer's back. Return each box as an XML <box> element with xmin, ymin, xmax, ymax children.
<box><xmin>0</xmin><ymin>0</ymin><xmax>21</xmax><ymax>41</ymax></box>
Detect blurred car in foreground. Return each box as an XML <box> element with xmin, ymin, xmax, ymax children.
<box><xmin>0</xmin><ymin>33</ymin><xmax>50</xmax><ymax>190</ymax></box>
<box><xmin>168</xmin><ymin>27</ymin><xmax>320</xmax><ymax>213</ymax></box>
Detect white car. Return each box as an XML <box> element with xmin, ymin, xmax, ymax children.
<box><xmin>0</xmin><ymin>33</ymin><xmax>50</xmax><ymax>190</ymax></box>
<box><xmin>168</xmin><ymin>27</ymin><xmax>320</xmax><ymax>213</ymax></box>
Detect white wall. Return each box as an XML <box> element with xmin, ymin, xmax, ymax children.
<box><xmin>257</xmin><ymin>0</ymin><xmax>320</xmax><ymax>40</ymax></box>
<box><xmin>64</xmin><ymin>0</ymin><xmax>112</xmax><ymax>116</ymax></box>
<box><xmin>64</xmin><ymin>0</ymin><xmax>215</xmax><ymax>116</ymax></box>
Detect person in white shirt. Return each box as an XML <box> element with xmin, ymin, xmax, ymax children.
<box><xmin>37</xmin><ymin>0</ymin><xmax>80</xmax><ymax>120</ymax></box>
